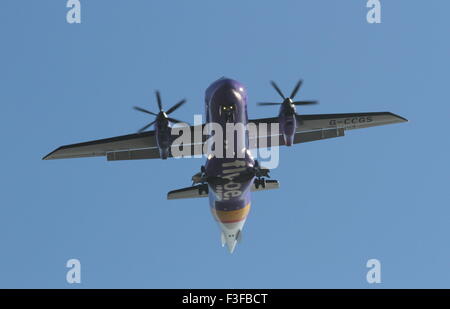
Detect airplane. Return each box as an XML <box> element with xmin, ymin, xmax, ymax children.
<box><xmin>43</xmin><ymin>77</ymin><xmax>408</xmax><ymax>253</ymax></box>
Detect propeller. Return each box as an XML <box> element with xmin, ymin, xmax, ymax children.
<box><xmin>257</xmin><ymin>80</ymin><xmax>318</xmax><ymax>107</ymax></box>
<box><xmin>134</xmin><ymin>91</ymin><xmax>187</xmax><ymax>133</ymax></box>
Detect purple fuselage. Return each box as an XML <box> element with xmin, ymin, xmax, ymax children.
<box><xmin>203</xmin><ymin>78</ymin><xmax>255</xmax><ymax>244</ymax></box>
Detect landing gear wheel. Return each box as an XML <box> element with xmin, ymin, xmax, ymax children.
<box><xmin>254</xmin><ymin>177</ymin><xmax>266</xmax><ymax>189</ymax></box>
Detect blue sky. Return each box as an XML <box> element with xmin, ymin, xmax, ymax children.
<box><xmin>0</xmin><ymin>0</ymin><xmax>449</xmax><ymax>288</ymax></box>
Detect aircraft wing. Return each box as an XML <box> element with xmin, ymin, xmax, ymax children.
<box><xmin>248</xmin><ymin>112</ymin><xmax>407</xmax><ymax>146</ymax></box>
<box><xmin>43</xmin><ymin>124</ymin><xmax>207</xmax><ymax>160</ymax></box>
<box><xmin>249</xmin><ymin>112</ymin><xmax>407</xmax><ymax>131</ymax></box>
<box><xmin>297</xmin><ymin>112</ymin><xmax>408</xmax><ymax>131</ymax></box>
<box><xmin>44</xmin><ymin>112</ymin><xmax>407</xmax><ymax>160</ymax></box>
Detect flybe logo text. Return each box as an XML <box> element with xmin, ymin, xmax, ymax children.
<box><xmin>215</xmin><ymin>160</ymin><xmax>247</xmax><ymax>201</ymax></box>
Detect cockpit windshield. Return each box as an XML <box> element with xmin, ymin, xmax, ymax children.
<box><xmin>219</xmin><ymin>104</ymin><xmax>236</xmax><ymax>122</ymax></box>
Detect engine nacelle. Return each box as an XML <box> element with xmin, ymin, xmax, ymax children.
<box><xmin>156</xmin><ymin>119</ymin><xmax>172</xmax><ymax>159</ymax></box>
<box><xmin>278</xmin><ymin>105</ymin><xmax>297</xmax><ymax>146</ymax></box>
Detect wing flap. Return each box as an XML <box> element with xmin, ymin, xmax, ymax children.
<box><xmin>249</xmin><ymin>128</ymin><xmax>345</xmax><ymax>148</ymax></box>
<box><xmin>107</xmin><ymin>148</ymin><xmax>161</xmax><ymax>161</ymax></box>
<box><xmin>293</xmin><ymin>128</ymin><xmax>345</xmax><ymax>144</ymax></box>
<box><xmin>106</xmin><ymin>143</ymin><xmax>206</xmax><ymax>161</ymax></box>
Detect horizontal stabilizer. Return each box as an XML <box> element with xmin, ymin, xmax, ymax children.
<box><xmin>221</xmin><ymin>233</ymin><xmax>226</xmax><ymax>247</ymax></box>
<box><xmin>167</xmin><ymin>184</ymin><xmax>209</xmax><ymax>200</ymax></box>
<box><xmin>168</xmin><ymin>179</ymin><xmax>279</xmax><ymax>199</ymax></box>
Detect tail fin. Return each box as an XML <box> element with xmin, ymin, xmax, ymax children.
<box><xmin>236</xmin><ymin>230</ymin><xmax>243</xmax><ymax>243</ymax></box>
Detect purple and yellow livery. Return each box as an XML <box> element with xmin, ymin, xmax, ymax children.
<box><xmin>43</xmin><ymin>77</ymin><xmax>408</xmax><ymax>253</ymax></box>
<box><xmin>203</xmin><ymin>78</ymin><xmax>256</xmax><ymax>252</ymax></box>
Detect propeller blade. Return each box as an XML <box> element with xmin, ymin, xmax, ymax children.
<box><xmin>257</xmin><ymin>102</ymin><xmax>282</xmax><ymax>106</ymax></box>
<box><xmin>166</xmin><ymin>99</ymin><xmax>186</xmax><ymax>115</ymax></box>
<box><xmin>290</xmin><ymin>80</ymin><xmax>303</xmax><ymax>99</ymax></box>
<box><xmin>155</xmin><ymin>91</ymin><xmax>162</xmax><ymax>111</ymax></box>
<box><xmin>133</xmin><ymin>106</ymin><xmax>158</xmax><ymax>116</ymax></box>
<box><xmin>166</xmin><ymin>117</ymin><xmax>184</xmax><ymax>124</ymax></box>
<box><xmin>138</xmin><ymin>120</ymin><xmax>156</xmax><ymax>133</ymax></box>
<box><xmin>270</xmin><ymin>81</ymin><xmax>286</xmax><ymax>100</ymax></box>
<box><xmin>292</xmin><ymin>100</ymin><xmax>319</xmax><ymax>105</ymax></box>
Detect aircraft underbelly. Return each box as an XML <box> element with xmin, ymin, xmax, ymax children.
<box><xmin>204</xmin><ymin>77</ymin><xmax>253</xmax><ymax>252</ymax></box>
<box><xmin>206</xmin><ymin>156</ymin><xmax>254</xmax><ymax>253</ymax></box>
<box><xmin>206</xmin><ymin>156</ymin><xmax>253</xmax><ymax>222</ymax></box>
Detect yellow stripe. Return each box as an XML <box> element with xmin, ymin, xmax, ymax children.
<box><xmin>212</xmin><ymin>203</ymin><xmax>251</xmax><ymax>223</ymax></box>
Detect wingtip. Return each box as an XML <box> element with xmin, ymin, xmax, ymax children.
<box><xmin>390</xmin><ymin>112</ymin><xmax>408</xmax><ymax>122</ymax></box>
<box><xmin>42</xmin><ymin>147</ymin><xmax>60</xmax><ymax>160</ymax></box>
<box><xmin>42</xmin><ymin>153</ymin><xmax>52</xmax><ymax>160</ymax></box>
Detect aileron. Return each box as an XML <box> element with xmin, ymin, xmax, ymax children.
<box><xmin>43</xmin><ymin>131</ymin><xmax>157</xmax><ymax>160</ymax></box>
